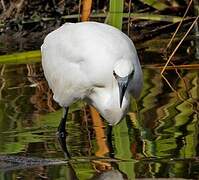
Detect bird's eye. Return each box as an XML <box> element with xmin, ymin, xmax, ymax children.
<box><xmin>113</xmin><ymin>71</ymin><xmax>116</xmax><ymax>77</ymax></box>
<box><xmin>113</xmin><ymin>71</ymin><xmax>119</xmax><ymax>79</ymax></box>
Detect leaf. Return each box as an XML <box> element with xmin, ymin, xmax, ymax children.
<box><xmin>0</xmin><ymin>51</ymin><xmax>41</xmax><ymax>64</ymax></box>
<box><xmin>140</xmin><ymin>0</ymin><xmax>169</xmax><ymax>11</ymax></box>
<box><xmin>108</xmin><ymin>0</ymin><xmax>124</xmax><ymax>30</ymax></box>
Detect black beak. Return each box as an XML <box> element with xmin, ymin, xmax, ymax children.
<box><xmin>117</xmin><ymin>77</ymin><xmax>129</xmax><ymax>108</ymax></box>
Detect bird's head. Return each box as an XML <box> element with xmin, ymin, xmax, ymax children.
<box><xmin>87</xmin><ymin>59</ymin><xmax>139</xmax><ymax>126</ymax></box>
<box><xmin>113</xmin><ymin>59</ymin><xmax>134</xmax><ymax>108</ymax></box>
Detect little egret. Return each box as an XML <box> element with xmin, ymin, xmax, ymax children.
<box><xmin>41</xmin><ymin>21</ymin><xmax>143</xmax><ymax>157</ymax></box>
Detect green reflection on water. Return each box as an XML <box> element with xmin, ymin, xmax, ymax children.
<box><xmin>0</xmin><ymin>62</ymin><xmax>198</xmax><ymax>179</ymax></box>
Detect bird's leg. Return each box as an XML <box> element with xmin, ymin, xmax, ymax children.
<box><xmin>57</xmin><ymin>107</ymin><xmax>70</xmax><ymax>158</ymax></box>
<box><xmin>58</xmin><ymin>107</ymin><xmax>68</xmax><ymax>135</ymax></box>
<box><xmin>106</xmin><ymin>125</ymin><xmax>114</xmax><ymax>158</ymax></box>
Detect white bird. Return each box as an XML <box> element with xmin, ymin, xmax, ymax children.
<box><xmin>41</xmin><ymin>21</ymin><xmax>143</xmax><ymax>156</ymax></box>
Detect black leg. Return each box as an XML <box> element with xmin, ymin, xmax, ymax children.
<box><xmin>57</xmin><ymin>107</ymin><xmax>70</xmax><ymax>159</ymax></box>
<box><xmin>106</xmin><ymin>125</ymin><xmax>114</xmax><ymax>158</ymax></box>
<box><xmin>58</xmin><ymin>107</ymin><xmax>68</xmax><ymax>135</ymax></box>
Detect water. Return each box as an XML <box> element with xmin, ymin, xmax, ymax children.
<box><xmin>0</xmin><ymin>58</ymin><xmax>198</xmax><ymax>179</ymax></box>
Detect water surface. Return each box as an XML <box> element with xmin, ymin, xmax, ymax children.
<box><xmin>0</xmin><ymin>47</ymin><xmax>198</xmax><ymax>179</ymax></box>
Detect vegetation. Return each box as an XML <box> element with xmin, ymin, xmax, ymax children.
<box><xmin>0</xmin><ymin>0</ymin><xmax>198</xmax><ymax>179</ymax></box>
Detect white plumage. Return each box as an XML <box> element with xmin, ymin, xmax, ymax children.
<box><xmin>41</xmin><ymin>21</ymin><xmax>142</xmax><ymax>125</ymax></box>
